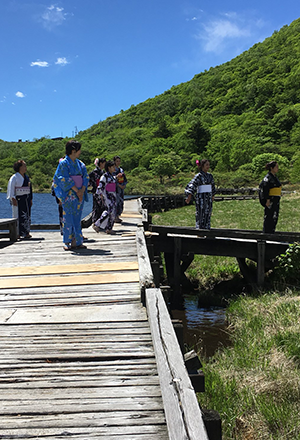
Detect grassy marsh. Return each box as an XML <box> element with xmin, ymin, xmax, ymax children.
<box><xmin>152</xmin><ymin>192</ymin><xmax>300</xmax><ymax>439</ymax></box>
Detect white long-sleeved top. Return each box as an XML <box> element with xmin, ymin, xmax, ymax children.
<box><xmin>7</xmin><ymin>173</ymin><xmax>24</xmax><ymax>200</ymax></box>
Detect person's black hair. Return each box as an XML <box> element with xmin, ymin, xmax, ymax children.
<box><xmin>105</xmin><ymin>160</ymin><xmax>115</xmax><ymax>172</ymax></box>
<box><xmin>13</xmin><ymin>160</ymin><xmax>25</xmax><ymax>172</ymax></box>
<box><xmin>65</xmin><ymin>140</ymin><xmax>81</xmax><ymax>156</ymax></box>
<box><xmin>265</xmin><ymin>161</ymin><xmax>277</xmax><ymax>171</ymax></box>
<box><xmin>199</xmin><ymin>159</ymin><xmax>209</xmax><ymax>170</ymax></box>
<box><xmin>113</xmin><ymin>155</ymin><xmax>121</xmax><ymax>162</ymax></box>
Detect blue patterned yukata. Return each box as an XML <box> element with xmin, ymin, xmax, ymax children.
<box><xmin>94</xmin><ymin>172</ymin><xmax>117</xmax><ymax>232</ymax></box>
<box><xmin>53</xmin><ymin>156</ymin><xmax>88</xmax><ymax>246</ymax></box>
<box><xmin>185</xmin><ymin>171</ymin><xmax>216</xmax><ymax>229</ymax></box>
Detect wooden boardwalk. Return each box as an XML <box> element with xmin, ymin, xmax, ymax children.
<box><xmin>0</xmin><ymin>200</ymin><xmax>169</xmax><ymax>439</ymax></box>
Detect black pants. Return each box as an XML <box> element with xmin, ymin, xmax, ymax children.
<box><xmin>263</xmin><ymin>197</ymin><xmax>280</xmax><ymax>233</ymax></box>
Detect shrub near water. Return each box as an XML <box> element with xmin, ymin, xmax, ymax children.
<box><xmin>199</xmin><ymin>292</ymin><xmax>300</xmax><ymax>439</ymax></box>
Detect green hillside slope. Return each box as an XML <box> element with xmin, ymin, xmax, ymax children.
<box><xmin>1</xmin><ymin>18</ymin><xmax>300</xmax><ymax>191</ymax></box>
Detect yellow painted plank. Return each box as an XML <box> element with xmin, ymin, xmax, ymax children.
<box><xmin>121</xmin><ymin>213</ymin><xmax>143</xmax><ymax>218</ymax></box>
<box><xmin>0</xmin><ymin>261</ymin><xmax>138</xmax><ymax>277</ymax></box>
<box><xmin>0</xmin><ymin>271</ymin><xmax>139</xmax><ymax>289</ymax></box>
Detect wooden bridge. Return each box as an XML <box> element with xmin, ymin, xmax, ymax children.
<box><xmin>0</xmin><ymin>200</ymin><xmax>210</xmax><ymax>440</ymax></box>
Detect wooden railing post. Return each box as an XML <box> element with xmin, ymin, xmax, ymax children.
<box><xmin>257</xmin><ymin>240</ymin><xmax>266</xmax><ymax>287</ymax></box>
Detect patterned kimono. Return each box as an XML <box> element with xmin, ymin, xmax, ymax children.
<box><xmin>94</xmin><ymin>172</ymin><xmax>117</xmax><ymax>231</ymax></box>
<box><xmin>113</xmin><ymin>166</ymin><xmax>127</xmax><ymax>217</ymax></box>
<box><xmin>261</xmin><ymin>172</ymin><xmax>282</xmax><ymax>233</ymax></box>
<box><xmin>185</xmin><ymin>171</ymin><xmax>216</xmax><ymax>229</ymax></box>
<box><xmin>89</xmin><ymin>167</ymin><xmax>105</xmax><ymax>224</ymax></box>
<box><xmin>7</xmin><ymin>172</ymin><xmax>32</xmax><ymax>238</ymax></box>
<box><xmin>53</xmin><ymin>156</ymin><xmax>89</xmax><ymax>246</ymax></box>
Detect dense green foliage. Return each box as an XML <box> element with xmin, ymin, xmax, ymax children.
<box><xmin>1</xmin><ymin>18</ymin><xmax>300</xmax><ymax>191</ymax></box>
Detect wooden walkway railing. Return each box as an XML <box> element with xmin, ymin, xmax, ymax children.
<box><xmin>0</xmin><ymin>200</ymin><xmax>210</xmax><ymax>440</ymax></box>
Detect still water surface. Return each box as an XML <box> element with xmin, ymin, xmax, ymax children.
<box><xmin>0</xmin><ymin>191</ymin><xmax>228</xmax><ymax>357</ymax></box>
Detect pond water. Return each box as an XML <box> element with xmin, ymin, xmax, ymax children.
<box><xmin>171</xmin><ymin>296</ymin><xmax>229</xmax><ymax>358</ymax></box>
<box><xmin>0</xmin><ymin>191</ymin><xmax>228</xmax><ymax>358</ymax></box>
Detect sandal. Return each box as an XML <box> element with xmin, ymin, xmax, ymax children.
<box><xmin>93</xmin><ymin>224</ymin><xmax>100</xmax><ymax>233</ymax></box>
<box><xmin>23</xmin><ymin>234</ymin><xmax>32</xmax><ymax>239</ymax></box>
<box><xmin>76</xmin><ymin>244</ymin><xmax>87</xmax><ymax>249</ymax></box>
<box><xmin>63</xmin><ymin>243</ymin><xmax>72</xmax><ymax>251</ymax></box>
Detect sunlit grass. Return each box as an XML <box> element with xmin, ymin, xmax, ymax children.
<box><xmin>152</xmin><ymin>193</ymin><xmax>300</xmax><ymax>439</ymax></box>
<box><xmin>199</xmin><ymin>292</ymin><xmax>300</xmax><ymax>439</ymax></box>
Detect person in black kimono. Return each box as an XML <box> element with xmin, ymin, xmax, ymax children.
<box><xmin>185</xmin><ymin>159</ymin><xmax>216</xmax><ymax>229</ymax></box>
<box><xmin>113</xmin><ymin>155</ymin><xmax>127</xmax><ymax>223</ymax></box>
<box><xmin>7</xmin><ymin>160</ymin><xmax>33</xmax><ymax>239</ymax></box>
<box><xmin>260</xmin><ymin>161</ymin><xmax>281</xmax><ymax>233</ymax></box>
<box><xmin>89</xmin><ymin>157</ymin><xmax>106</xmax><ymax>229</ymax></box>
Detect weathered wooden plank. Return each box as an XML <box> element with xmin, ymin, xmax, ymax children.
<box><xmin>146</xmin><ymin>287</ymin><xmax>209</xmax><ymax>440</ymax></box>
<box><xmin>0</xmin><ymin>425</ymin><xmax>168</xmax><ymax>439</ymax></box>
<box><xmin>1</xmin><ymin>396</ymin><xmax>163</xmax><ymax>414</ymax></box>
<box><xmin>0</xmin><ymin>271</ymin><xmax>139</xmax><ymax>289</ymax></box>
<box><xmin>0</xmin><ymin>303</ymin><xmax>146</xmax><ymax>324</ymax></box>
<box><xmin>0</xmin><ymin>261</ymin><xmax>139</xmax><ymax>277</ymax></box>
<box><xmin>0</xmin><ymin>385</ymin><xmax>163</xmax><ymax>399</ymax></box>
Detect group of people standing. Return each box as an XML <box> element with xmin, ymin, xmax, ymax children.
<box><xmin>6</xmin><ymin>138</ymin><xmax>281</xmax><ymax>250</ymax></box>
<box><xmin>185</xmin><ymin>158</ymin><xmax>282</xmax><ymax>234</ymax></box>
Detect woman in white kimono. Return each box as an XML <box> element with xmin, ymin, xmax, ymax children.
<box><xmin>7</xmin><ymin>160</ymin><xmax>33</xmax><ymax>239</ymax></box>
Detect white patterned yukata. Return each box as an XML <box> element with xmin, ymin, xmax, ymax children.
<box><xmin>185</xmin><ymin>171</ymin><xmax>216</xmax><ymax>229</ymax></box>
<box><xmin>94</xmin><ymin>172</ymin><xmax>117</xmax><ymax>232</ymax></box>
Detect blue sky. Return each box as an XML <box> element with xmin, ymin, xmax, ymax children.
<box><xmin>1</xmin><ymin>1</ymin><xmax>299</xmax><ymax>142</ymax></box>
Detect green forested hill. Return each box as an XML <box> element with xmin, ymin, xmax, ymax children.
<box><xmin>1</xmin><ymin>18</ymin><xmax>300</xmax><ymax>192</ymax></box>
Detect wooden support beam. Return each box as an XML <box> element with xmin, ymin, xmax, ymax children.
<box><xmin>257</xmin><ymin>240</ymin><xmax>266</xmax><ymax>287</ymax></box>
<box><xmin>146</xmin><ymin>287</ymin><xmax>209</xmax><ymax>440</ymax></box>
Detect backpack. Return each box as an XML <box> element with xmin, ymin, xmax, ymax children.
<box><xmin>258</xmin><ymin>180</ymin><xmax>266</xmax><ymax>207</ymax></box>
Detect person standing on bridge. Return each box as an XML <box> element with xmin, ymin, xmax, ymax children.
<box><xmin>93</xmin><ymin>160</ymin><xmax>117</xmax><ymax>234</ymax></box>
<box><xmin>89</xmin><ymin>157</ymin><xmax>106</xmax><ymax>230</ymax></box>
<box><xmin>260</xmin><ymin>161</ymin><xmax>282</xmax><ymax>234</ymax></box>
<box><xmin>113</xmin><ymin>155</ymin><xmax>127</xmax><ymax>223</ymax></box>
<box><xmin>53</xmin><ymin>140</ymin><xmax>89</xmax><ymax>251</ymax></box>
<box><xmin>7</xmin><ymin>160</ymin><xmax>33</xmax><ymax>239</ymax></box>
<box><xmin>185</xmin><ymin>159</ymin><xmax>216</xmax><ymax>229</ymax></box>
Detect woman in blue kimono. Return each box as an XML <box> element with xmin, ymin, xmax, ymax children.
<box><xmin>53</xmin><ymin>140</ymin><xmax>89</xmax><ymax>250</ymax></box>
<box><xmin>7</xmin><ymin>160</ymin><xmax>33</xmax><ymax>239</ymax></box>
<box><xmin>185</xmin><ymin>159</ymin><xmax>216</xmax><ymax>229</ymax></box>
<box><xmin>94</xmin><ymin>160</ymin><xmax>117</xmax><ymax>234</ymax></box>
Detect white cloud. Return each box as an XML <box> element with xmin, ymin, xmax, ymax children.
<box><xmin>30</xmin><ymin>60</ymin><xmax>49</xmax><ymax>67</ymax></box>
<box><xmin>202</xmin><ymin>19</ymin><xmax>250</xmax><ymax>52</ymax></box>
<box><xmin>41</xmin><ymin>5</ymin><xmax>68</xmax><ymax>30</ymax></box>
<box><xmin>55</xmin><ymin>57</ymin><xmax>69</xmax><ymax>66</ymax></box>
<box><xmin>16</xmin><ymin>91</ymin><xmax>25</xmax><ymax>98</ymax></box>
<box><xmin>196</xmin><ymin>12</ymin><xmax>259</xmax><ymax>53</ymax></box>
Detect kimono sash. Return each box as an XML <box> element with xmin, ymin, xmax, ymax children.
<box><xmin>106</xmin><ymin>182</ymin><xmax>116</xmax><ymax>192</ymax></box>
<box><xmin>15</xmin><ymin>186</ymin><xmax>30</xmax><ymax>196</ymax></box>
<box><xmin>197</xmin><ymin>184</ymin><xmax>212</xmax><ymax>194</ymax></box>
<box><xmin>269</xmin><ymin>187</ymin><xmax>282</xmax><ymax>196</ymax></box>
<box><xmin>71</xmin><ymin>175</ymin><xmax>83</xmax><ymax>188</ymax></box>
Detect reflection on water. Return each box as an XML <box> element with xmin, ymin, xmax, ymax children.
<box><xmin>171</xmin><ymin>295</ymin><xmax>230</xmax><ymax>359</ymax></box>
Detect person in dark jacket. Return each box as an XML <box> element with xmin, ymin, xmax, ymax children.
<box><xmin>261</xmin><ymin>161</ymin><xmax>282</xmax><ymax>233</ymax></box>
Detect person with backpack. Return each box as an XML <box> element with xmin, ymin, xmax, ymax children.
<box><xmin>259</xmin><ymin>161</ymin><xmax>282</xmax><ymax>234</ymax></box>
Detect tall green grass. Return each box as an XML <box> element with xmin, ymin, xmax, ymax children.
<box><xmin>200</xmin><ymin>292</ymin><xmax>300</xmax><ymax>439</ymax></box>
<box><xmin>152</xmin><ymin>193</ymin><xmax>300</xmax><ymax>439</ymax></box>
